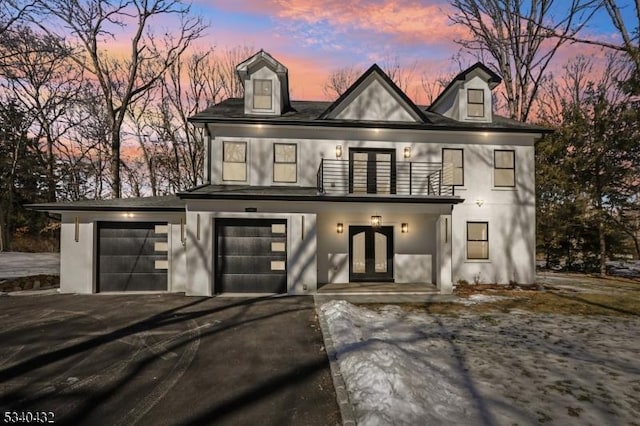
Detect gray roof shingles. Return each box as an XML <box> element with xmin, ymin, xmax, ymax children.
<box><xmin>189</xmin><ymin>98</ymin><xmax>549</xmax><ymax>133</ymax></box>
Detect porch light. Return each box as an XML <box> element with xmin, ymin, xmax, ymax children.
<box><xmin>403</xmin><ymin>147</ymin><xmax>411</xmax><ymax>159</ymax></box>
<box><xmin>476</xmin><ymin>199</ymin><xmax>484</xmax><ymax>207</ymax></box>
<box><xmin>371</xmin><ymin>215</ymin><xmax>382</xmax><ymax>228</ymax></box>
<box><xmin>335</xmin><ymin>145</ymin><xmax>343</xmax><ymax>158</ymax></box>
<box><xmin>336</xmin><ymin>223</ymin><xmax>344</xmax><ymax>234</ymax></box>
<box><xmin>401</xmin><ymin>223</ymin><xmax>409</xmax><ymax>233</ymax></box>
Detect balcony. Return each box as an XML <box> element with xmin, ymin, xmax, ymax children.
<box><xmin>316</xmin><ymin>159</ymin><xmax>455</xmax><ymax>197</ymax></box>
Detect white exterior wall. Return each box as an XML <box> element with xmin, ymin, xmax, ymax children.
<box><xmin>243</xmin><ymin>66</ymin><xmax>282</xmax><ymax>115</ymax></box>
<box><xmin>60</xmin><ymin>213</ymin><xmax>95</xmax><ymax>294</ymax></box>
<box><xmin>334</xmin><ymin>77</ymin><xmax>417</xmax><ymax>122</ymax></box>
<box><xmin>58</xmin><ymin>212</ymin><xmax>186</xmax><ymax>294</ymax></box>
<box><xmin>207</xmin><ymin>125</ymin><xmax>538</xmax><ymax>285</ymax></box>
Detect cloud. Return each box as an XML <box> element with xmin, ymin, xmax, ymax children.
<box><xmin>205</xmin><ymin>0</ymin><xmax>469</xmax><ymax>47</ymax></box>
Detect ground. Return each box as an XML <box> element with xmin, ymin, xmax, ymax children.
<box><xmin>0</xmin><ymin>295</ymin><xmax>340</xmax><ymax>425</ymax></box>
<box><xmin>319</xmin><ymin>274</ymin><xmax>640</xmax><ymax>426</ymax></box>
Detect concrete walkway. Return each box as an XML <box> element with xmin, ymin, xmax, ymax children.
<box><xmin>0</xmin><ymin>252</ymin><xmax>59</xmax><ymax>279</ymax></box>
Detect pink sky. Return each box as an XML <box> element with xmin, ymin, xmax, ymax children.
<box><xmin>85</xmin><ymin>0</ymin><xmax>622</xmax><ymax>105</ymax></box>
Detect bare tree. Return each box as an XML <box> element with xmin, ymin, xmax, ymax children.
<box><xmin>218</xmin><ymin>45</ymin><xmax>253</xmax><ymax>100</ymax></box>
<box><xmin>421</xmin><ymin>71</ymin><xmax>456</xmax><ymax>105</ymax></box>
<box><xmin>0</xmin><ymin>0</ymin><xmax>35</xmax><ymax>36</ymax></box>
<box><xmin>450</xmin><ymin>0</ymin><xmax>599</xmax><ymax>122</ymax></box>
<box><xmin>323</xmin><ymin>66</ymin><xmax>361</xmax><ymax>98</ymax></box>
<box><xmin>0</xmin><ymin>25</ymin><xmax>84</xmax><ymax>202</ymax></box>
<box><xmin>35</xmin><ymin>0</ymin><xmax>206</xmax><ymax>198</ymax></box>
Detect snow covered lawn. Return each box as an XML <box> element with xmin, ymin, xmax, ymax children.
<box><xmin>319</xmin><ymin>300</ymin><xmax>640</xmax><ymax>426</ymax></box>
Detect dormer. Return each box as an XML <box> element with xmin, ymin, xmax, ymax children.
<box><xmin>236</xmin><ymin>49</ymin><xmax>291</xmax><ymax>116</ymax></box>
<box><xmin>428</xmin><ymin>62</ymin><xmax>501</xmax><ymax>123</ymax></box>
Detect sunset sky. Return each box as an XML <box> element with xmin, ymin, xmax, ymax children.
<box><xmin>180</xmin><ymin>0</ymin><xmax>629</xmax><ymax>103</ymax></box>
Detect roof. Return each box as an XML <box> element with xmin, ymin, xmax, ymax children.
<box><xmin>428</xmin><ymin>62</ymin><xmax>502</xmax><ymax>112</ymax></box>
<box><xmin>318</xmin><ymin>64</ymin><xmax>428</xmax><ymax>122</ymax></box>
<box><xmin>188</xmin><ymin>98</ymin><xmax>550</xmax><ymax>133</ymax></box>
<box><xmin>178</xmin><ymin>185</ymin><xmax>464</xmax><ymax>204</ymax></box>
<box><xmin>27</xmin><ymin>195</ymin><xmax>186</xmax><ymax>212</ymax></box>
<box><xmin>236</xmin><ymin>49</ymin><xmax>288</xmax><ymax>77</ymax></box>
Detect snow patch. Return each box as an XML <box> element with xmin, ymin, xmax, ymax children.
<box><xmin>456</xmin><ymin>294</ymin><xmax>511</xmax><ymax>305</ymax></box>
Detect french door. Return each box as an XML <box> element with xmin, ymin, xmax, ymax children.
<box><xmin>349</xmin><ymin>148</ymin><xmax>396</xmax><ymax>194</ymax></box>
<box><xmin>349</xmin><ymin>226</ymin><xmax>394</xmax><ymax>282</ymax></box>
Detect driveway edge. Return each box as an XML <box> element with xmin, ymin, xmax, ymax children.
<box><xmin>314</xmin><ymin>297</ymin><xmax>357</xmax><ymax>426</ymax></box>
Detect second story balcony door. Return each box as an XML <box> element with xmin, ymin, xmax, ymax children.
<box><xmin>349</xmin><ymin>148</ymin><xmax>396</xmax><ymax>194</ymax></box>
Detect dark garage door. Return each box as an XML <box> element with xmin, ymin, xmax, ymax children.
<box><xmin>98</xmin><ymin>222</ymin><xmax>168</xmax><ymax>292</ymax></box>
<box><xmin>215</xmin><ymin>219</ymin><xmax>287</xmax><ymax>293</ymax></box>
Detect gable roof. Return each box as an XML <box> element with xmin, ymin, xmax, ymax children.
<box><xmin>236</xmin><ymin>49</ymin><xmax>288</xmax><ymax>78</ymax></box>
<box><xmin>428</xmin><ymin>62</ymin><xmax>502</xmax><ymax>112</ymax></box>
<box><xmin>319</xmin><ymin>64</ymin><xmax>429</xmax><ymax>123</ymax></box>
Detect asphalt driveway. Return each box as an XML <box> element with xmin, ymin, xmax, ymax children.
<box><xmin>0</xmin><ymin>294</ymin><xmax>340</xmax><ymax>425</ymax></box>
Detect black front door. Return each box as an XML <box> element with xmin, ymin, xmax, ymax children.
<box><xmin>349</xmin><ymin>148</ymin><xmax>396</xmax><ymax>194</ymax></box>
<box><xmin>349</xmin><ymin>226</ymin><xmax>394</xmax><ymax>282</ymax></box>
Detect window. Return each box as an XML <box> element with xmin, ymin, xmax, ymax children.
<box><xmin>467</xmin><ymin>222</ymin><xmax>489</xmax><ymax>260</ymax></box>
<box><xmin>442</xmin><ymin>148</ymin><xmax>464</xmax><ymax>186</ymax></box>
<box><xmin>494</xmin><ymin>150</ymin><xmax>515</xmax><ymax>187</ymax></box>
<box><xmin>253</xmin><ymin>79</ymin><xmax>272</xmax><ymax>110</ymax></box>
<box><xmin>222</xmin><ymin>141</ymin><xmax>246</xmax><ymax>181</ymax></box>
<box><xmin>467</xmin><ymin>88</ymin><xmax>485</xmax><ymax>118</ymax></box>
<box><xmin>273</xmin><ymin>143</ymin><xmax>297</xmax><ymax>183</ymax></box>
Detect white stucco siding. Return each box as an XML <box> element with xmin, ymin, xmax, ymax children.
<box><xmin>334</xmin><ymin>77</ymin><xmax>418</xmax><ymax>122</ymax></box>
<box><xmin>208</xmin><ymin>131</ymin><xmax>536</xmax><ymax>195</ymax></box>
<box><xmin>59</xmin><ymin>212</ymin><xmax>186</xmax><ymax>294</ymax></box>
<box><xmin>451</xmin><ymin>202</ymin><xmax>535</xmax><ymax>285</ymax></box>
<box><xmin>60</xmin><ymin>213</ymin><xmax>94</xmax><ymax>294</ymax></box>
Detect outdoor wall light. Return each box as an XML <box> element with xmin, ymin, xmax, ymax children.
<box><xmin>336</xmin><ymin>223</ymin><xmax>344</xmax><ymax>234</ymax></box>
<box><xmin>335</xmin><ymin>145</ymin><xmax>343</xmax><ymax>158</ymax></box>
<box><xmin>404</xmin><ymin>147</ymin><xmax>411</xmax><ymax>159</ymax></box>
<box><xmin>476</xmin><ymin>199</ymin><xmax>484</xmax><ymax>207</ymax></box>
<box><xmin>371</xmin><ymin>215</ymin><xmax>382</xmax><ymax>228</ymax></box>
<box><xmin>401</xmin><ymin>223</ymin><xmax>409</xmax><ymax>233</ymax></box>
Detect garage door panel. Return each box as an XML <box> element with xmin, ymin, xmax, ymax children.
<box><xmin>99</xmin><ymin>255</ymin><xmax>164</xmax><ymax>273</ymax></box>
<box><xmin>98</xmin><ymin>222</ymin><xmax>167</xmax><ymax>292</ymax></box>
<box><xmin>215</xmin><ymin>219</ymin><xmax>287</xmax><ymax>294</ymax></box>
<box><xmin>216</xmin><ymin>255</ymin><xmax>287</xmax><ymax>274</ymax></box>
<box><xmin>217</xmin><ymin>237</ymin><xmax>283</xmax><ymax>255</ymax></box>
<box><xmin>216</xmin><ymin>224</ymin><xmax>279</xmax><ymax>238</ymax></box>
<box><xmin>218</xmin><ymin>274</ymin><xmax>286</xmax><ymax>293</ymax></box>
<box><xmin>98</xmin><ymin>237</ymin><xmax>165</xmax><ymax>256</ymax></box>
<box><xmin>98</xmin><ymin>273</ymin><xmax>168</xmax><ymax>292</ymax></box>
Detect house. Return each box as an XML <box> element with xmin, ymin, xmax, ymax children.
<box><xmin>31</xmin><ymin>50</ymin><xmax>548</xmax><ymax>296</ymax></box>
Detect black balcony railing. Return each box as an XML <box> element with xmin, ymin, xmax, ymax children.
<box><xmin>316</xmin><ymin>159</ymin><xmax>455</xmax><ymax>196</ymax></box>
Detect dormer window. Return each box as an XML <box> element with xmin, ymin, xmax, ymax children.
<box><xmin>253</xmin><ymin>79</ymin><xmax>272</xmax><ymax>110</ymax></box>
<box><xmin>467</xmin><ymin>89</ymin><xmax>485</xmax><ymax>118</ymax></box>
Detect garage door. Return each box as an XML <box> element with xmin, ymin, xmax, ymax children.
<box><xmin>215</xmin><ymin>219</ymin><xmax>287</xmax><ymax>293</ymax></box>
<box><xmin>98</xmin><ymin>222</ymin><xmax>168</xmax><ymax>292</ymax></box>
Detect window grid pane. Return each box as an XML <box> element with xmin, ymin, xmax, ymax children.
<box><xmin>273</xmin><ymin>143</ymin><xmax>297</xmax><ymax>182</ymax></box>
<box><xmin>253</xmin><ymin>79</ymin><xmax>272</xmax><ymax>110</ymax></box>
<box><xmin>223</xmin><ymin>141</ymin><xmax>247</xmax><ymax>181</ymax></box>
<box><xmin>494</xmin><ymin>150</ymin><xmax>515</xmax><ymax>187</ymax></box>
<box><xmin>467</xmin><ymin>89</ymin><xmax>485</xmax><ymax>117</ymax></box>
<box><xmin>442</xmin><ymin>148</ymin><xmax>464</xmax><ymax>186</ymax></box>
<box><xmin>467</xmin><ymin>222</ymin><xmax>489</xmax><ymax>260</ymax></box>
